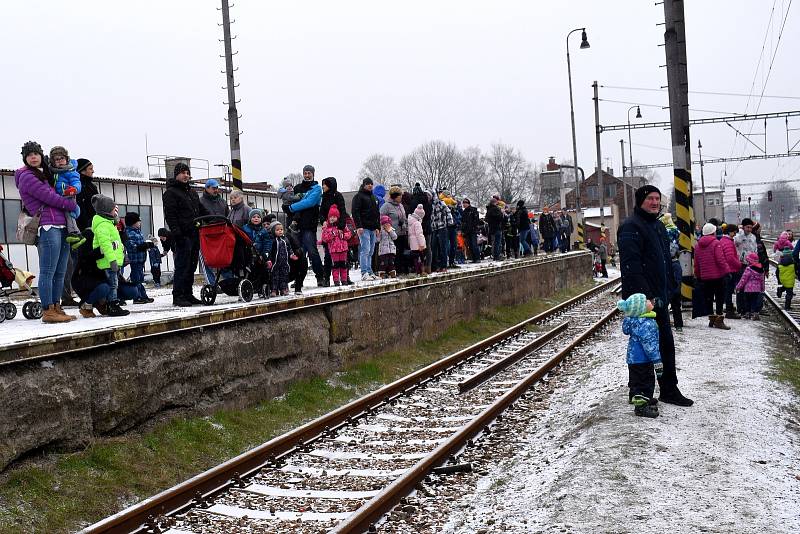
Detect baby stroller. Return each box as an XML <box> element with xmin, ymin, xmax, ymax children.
<box><xmin>591</xmin><ymin>251</ymin><xmax>603</xmax><ymax>277</ymax></box>
<box><xmin>195</xmin><ymin>215</ymin><xmax>256</xmax><ymax>305</ymax></box>
<box><xmin>0</xmin><ymin>245</ymin><xmax>43</xmax><ymax>321</ymax></box>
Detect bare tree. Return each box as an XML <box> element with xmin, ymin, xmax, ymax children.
<box><xmin>485</xmin><ymin>143</ymin><xmax>536</xmax><ymax>203</ymax></box>
<box><xmin>458</xmin><ymin>146</ymin><xmax>491</xmax><ymax>203</ymax></box>
<box><xmin>398</xmin><ymin>140</ymin><xmax>466</xmax><ymax>193</ymax></box>
<box><xmin>117</xmin><ymin>165</ymin><xmax>144</xmax><ymax>178</ymax></box>
<box><xmin>757</xmin><ymin>181</ymin><xmax>799</xmax><ymax>231</ymax></box>
<box><xmin>357</xmin><ymin>154</ymin><xmax>399</xmax><ymax>187</ymax></box>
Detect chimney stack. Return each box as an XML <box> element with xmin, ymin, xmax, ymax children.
<box><xmin>546</xmin><ymin>157</ymin><xmax>560</xmax><ymax>171</ymax></box>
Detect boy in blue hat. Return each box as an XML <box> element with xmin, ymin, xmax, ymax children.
<box><xmin>617</xmin><ymin>293</ymin><xmax>663</xmax><ymax>418</ymax></box>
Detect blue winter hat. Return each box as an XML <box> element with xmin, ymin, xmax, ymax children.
<box><xmin>248</xmin><ymin>208</ymin><xmax>264</xmax><ymax>220</ymax></box>
<box><xmin>205</xmin><ymin>178</ymin><xmax>220</xmax><ymax>188</ymax></box>
<box><xmin>617</xmin><ymin>293</ymin><xmax>648</xmax><ymax>317</ymax></box>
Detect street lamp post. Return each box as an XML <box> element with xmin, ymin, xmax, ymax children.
<box><xmin>619</xmin><ymin>139</ymin><xmax>629</xmax><ymax>217</ymax></box>
<box><xmin>622</xmin><ymin>105</ymin><xmax>642</xmax><ymax>218</ymax></box>
<box><xmin>566</xmin><ymin>27</ymin><xmax>590</xmax><ymax>244</ymax></box>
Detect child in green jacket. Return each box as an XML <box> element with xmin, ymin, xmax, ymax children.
<box><xmin>776</xmin><ymin>247</ymin><xmax>796</xmax><ymax>310</ymax></box>
<box><xmin>91</xmin><ymin>195</ymin><xmax>125</xmax><ymax>307</ymax></box>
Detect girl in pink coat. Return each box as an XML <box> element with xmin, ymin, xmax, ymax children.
<box><xmin>735</xmin><ymin>252</ymin><xmax>766</xmax><ymax>319</ymax></box>
<box><xmin>407</xmin><ymin>204</ymin><xmax>426</xmax><ymax>275</ymax></box>
<box><xmin>318</xmin><ymin>204</ymin><xmax>352</xmax><ymax>286</ymax></box>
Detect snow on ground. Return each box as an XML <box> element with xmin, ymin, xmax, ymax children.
<box><xmin>443</xmin><ymin>309</ymin><xmax>800</xmax><ymax>533</ymax></box>
<box><xmin>0</xmin><ymin>253</ymin><xmax>579</xmax><ymax>347</ymax></box>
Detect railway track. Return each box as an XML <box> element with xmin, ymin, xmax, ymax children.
<box><xmin>763</xmin><ymin>255</ymin><xmax>800</xmax><ymax>339</ymax></box>
<box><xmin>84</xmin><ymin>278</ymin><xmax>621</xmax><ymax>534</ymax></box>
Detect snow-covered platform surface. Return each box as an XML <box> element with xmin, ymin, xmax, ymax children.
<box><xmin>0</xmin><ymin>252</ymin><xmax>586</xmax><ymax>350</ymax></box>
<box><xmin>443</xmin><ymin>302</ymin><xmax>800</xmax><ymax>533</ymax></box>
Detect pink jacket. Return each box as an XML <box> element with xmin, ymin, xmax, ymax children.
<box><xmin>693</xmin><ymin>235</ymin><xmax>727</xmax><ymax>281</ymax></box>
<box><xmin>773</xmin><ymin>232</ymin><xmax>793</xmax><ymax>252</ymax></box>
<box><xmin>719</xmin><ymin>235</ymin><xmax>741</xmax><ymax>274</ymax></box>
<box><xmin>319</xmin><ymin>223</ymin><xmax>351</xmax><ymax>254</ymax></box>
<box><xmin>408</xmin><ymin>213</ymin><xmax>425</xmax><ymax>251</ymax></box>
<box><xmin>735</xmin><ymin>265</ymin><xmax>765</xmax><ymax>293</ymax></box>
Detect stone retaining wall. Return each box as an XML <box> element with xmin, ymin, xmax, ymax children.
<box><xmin>0</xmin><ymin>253</ymin><xmax>590</xmax><ymax>470</ymax></box>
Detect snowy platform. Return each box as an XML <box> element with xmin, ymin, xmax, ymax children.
<box><xmin>0</xmin><ymin>252</ymin><xmax>589</xmax><ymax>364</ymax></box>
<box><xmin>443</xmin><ymin>302</ymin><xmax>800</xmax><ymax>533</ymax></box>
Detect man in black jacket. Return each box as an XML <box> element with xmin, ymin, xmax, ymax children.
<box><xmin>485</xmin><ymin>195</ymin><xmax>504</xmax><ymax>261</ymax></box>
<box><xmin>460</xmin><ymin>198</ymin><xmax>481</xmax><ymax>262</ymax></box>
<box><xmin>319</xmin><ymin>177</ymin><xmax>348</xmax><ymax>285</ymax></box>
<box><xmin>516</xmin><ymin>199</ymin><xmax>532</xmax><ymax>255</ymax></box>
<box><xmin>162</xmin><ymin>163</ymin><xmax>201</xmax><ymax>306</ymax></box>
<box><xmin>539</xmin><ymin>207</ymin><xmax>557</xmax><ymax>253</ymax></box>
<box><xmin>351</xmin><ymin>177</ymin><xmax>380</xmax><ymax>280</ymax></box>
<box><xmin>619</xmin><ymin>184</ymin><xmax>693</xmax><ymax>407</ymax></box>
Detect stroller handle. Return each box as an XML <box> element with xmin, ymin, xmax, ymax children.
<box><xmin>194</xmin><ymin>215</ymin><xmax>230</xmax><ymax>225</ymax></box>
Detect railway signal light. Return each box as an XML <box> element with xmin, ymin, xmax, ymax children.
<box><xmin>767</xmin><ymin>190</ymin><xmax>773</xmax><ymax>202</ymax></box>
<box><xmin>736</xmin><ymin>188</ymin><xmax>741</xmax><ymax>202</ymax></box>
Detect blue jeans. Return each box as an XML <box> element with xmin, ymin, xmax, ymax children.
<box><xmin>519</xmin><ymin>228</ymin><xmax>531</xmax><ymax>254</ymax></box>
<box><xmin>129</xmin><ymin>262</ymin><xmax>149</xmax><ymax>299</ymax></box>
<box><xmin>465</xmin><ymin>232</ymin><xmax>480</xmax><ymax>261</ymax></box>
<box><xmin>86</xmin><ymin>281</ymin><xmax>139</xmax><ymax>305</ymax></box>
<box><xmin>105</xmin><ymin>269</ymin><xmax>119</xmax><ymax>302</ymax></box>
<box><xmin>37</xmin><ymin>226</ymin><xmax>71</xmax><ymax>308</ymax></box>
<box><xmin>359</xmin><ymin>229</ymin><xmax>377</xmax><ymax>275</ymax></box>
<box><xmin>492</xmin><ymin>230</ymin><xmax>503</xmax><ymax>260</ymax></box>
<box><xmin>432</xmin><ymin>228</ymin><xmax>448</xmax><ymax>270</ymax></box>
<box><xmin>447</xmin><ymin>227</ymin><xmax>458</xmax><ymax>265</ymax></box>
<box><xmin>301</xmin><ymin>229</ymin><xmax>323</xmax><ymax>278</ymax></box>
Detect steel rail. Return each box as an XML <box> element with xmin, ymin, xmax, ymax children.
<box><xmin>457</xmin><ymin>320</ymin><xmax>570</xmax><ymax>392</ymax></box>
<box><xmin>2</xmin><ymin>253</ymin><xmax>581</xmax><ymax>368</ymax></box>
<box><xmin>331</xmin><ymin>306</ymin><xmax>621</xmax><ymax>533</ymax></box>
<box><xmin>82</xmin><ymin>277</ymin><xmax>618</xmax><ymax>534</ymax></box>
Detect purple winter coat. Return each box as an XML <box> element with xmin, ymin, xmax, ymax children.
<box><xmin>14</xmin><ymin>166</ymin><xmax>77</xmax><ymax>227</ymax></box>
<box><xmin>735</xmin><ymin>265</ymin><xmax>765</xmax><ymax>293</ymax></box>
<box><xmin>693</xmin><ymin>234</ymin><xmax>727</xmax><ymax>281</ymax></box>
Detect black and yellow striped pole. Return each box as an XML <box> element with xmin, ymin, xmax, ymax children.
<box><xmin>576</xmin><ymin>220</ymin><xmax>585</xmax><ymax>248</ymax></box>
<box><xmin>663</xmin><ymin>0</ymin><xmax>695</xmax><ymax>300</ymax></box>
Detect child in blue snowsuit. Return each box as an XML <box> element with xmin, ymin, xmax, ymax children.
<box><xmin>48</xmin><ymin>146</ymin><xmax>82</xmax><ymax>237</ymax></box>
<box><xmin>618</xmin><ymin>293</ymin><xmax>663</xmax><ymax>418</ymax></box>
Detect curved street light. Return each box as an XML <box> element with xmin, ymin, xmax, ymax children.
<box><xmin>566</xmin><ymin>27</ymin><xmax>590</xmax><ymax>243</ymax></box>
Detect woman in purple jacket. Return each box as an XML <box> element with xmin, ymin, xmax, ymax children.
<box><xmin>14</xmin><ymin>141</ymin><xmax>78</xmax><ymax>323</ymax></box>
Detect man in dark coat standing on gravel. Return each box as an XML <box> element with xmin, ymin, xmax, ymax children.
<box><xmin>163</xmin><ymin>163</ymin><xmax>201</xmax><ymax>306</ymax></box>
<box><xmin>618</xmin><ymin>184</ymin><xmax>693</xmax><ymax>407</ymax></box>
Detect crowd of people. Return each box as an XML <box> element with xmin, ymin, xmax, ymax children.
<box><xmin>13</xmin><ymin>143</ymin><xmax>581</xmax><ymax>323</ymax></box>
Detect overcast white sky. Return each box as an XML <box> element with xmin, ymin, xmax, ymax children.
<box><xmin>2</xmin><ymin>1</ymin><xmax>798</xmax><ymax>197</ymax></box>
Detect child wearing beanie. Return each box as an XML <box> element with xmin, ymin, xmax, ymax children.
<box><xmin>123</xmin><ymin>211</ymin><xmax>156</xmax><ymax>304</ymax></box>
<box><xmin>735</xmin><ymin>252</ymin><xmax>766</xmax><ymax>319</ymax></box>
<box><xmin>91</xmin><ymin>195</ymin><xmax>127</xmax><ymax>315</ymax></box>
<box><xmin>776</xmin><ymin>247</ymin><xmax>796</xmax><ymax>310</ymax></box>
<box><xmin>266</xmin><ymin>222</ymin><xmax>300</xmax><ymax>296</ymax></box>
<box><xmin>377</xmin><ymin>214</ymin><xmax>397</xmax><ymax>278</ymax></box>
<box><xmin>278</xmin><ymin>178</ymin><xmax>304</xmax><ymax>224</ymax></box>
<box><xmin>617</xmin><ymin>293</ymin><xmax>662</xmax><ymax>418</ymax></box>
<box><xmin>49</xmin><ymin>145</ymin><xmax>83</xmax><ymax>239</ymax></box>
<box><xmin>407</xmin><ymin>204</ymin><xmax>426</xmax><ymax>276</ymax></box>
<box><xmin>318</xmin><ymin>205</ymin><xmax>352</xmax><ymax>286</ymax></box>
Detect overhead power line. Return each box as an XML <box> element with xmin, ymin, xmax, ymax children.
<box><xmin>598</xmin><ymin>98</ymin><xmax>740</xmax><ymax>116</ymax></box>
<box><xmin>600</xmin><ymin>85</ymin><xmax>800</xmax><ymax>101</ymax></box>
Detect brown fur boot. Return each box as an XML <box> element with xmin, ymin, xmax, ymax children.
<box><xmin>713</xmin><ymin>315</ymin><xmax>731</xmax><ymax>330</ymax></box>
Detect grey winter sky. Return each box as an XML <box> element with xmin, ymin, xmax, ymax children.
<box><xmin>2</xmin><ymin>1</ymin><xmax>799</xmax><ymax>200</ymax></box>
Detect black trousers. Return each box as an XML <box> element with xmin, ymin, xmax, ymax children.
<box><xmin>670</xmin><ymin>293</ymin><xmax>683</xmax><ymax>328</ymax></box>
<box><xmin>628</xmin><ymin>362</ymin><xmax>656</xmax><ymax>400</ymax></box>
<box><xmin>702</xmin><ymin>277</ymin><xmax>726</xmax><ymax>315</ymax></box>
<box><xmin>172</xmin><ymin>235</ymin><xmax>199</xmax><ymax>298</ymax></box>
<box><xmin>655</xmin><ymin>305</ymin><xmax>678</xmax><ymax>391</ymax></box>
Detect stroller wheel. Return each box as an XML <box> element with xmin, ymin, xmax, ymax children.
<box><xmin>238</xmin><ymin>279</ymin><xmax>254</xmax><ymax>303</ymax></box>
<box><xmin>200</xmin><ymin>284</ymin><xmax>217</xmax><ymax>305</ymax></box>
<box><xmin>3</xmin><ymin>303</ymin><xmax>17</xmax><ymax>320</ymax></box>
<box><xmin>0</xmin><ymin>305</ymin><xmax>5</xmax><ymax>323</ymax></box>
<box><xmin>27</xmin><ymin>301</ymin><xmax>43</xmax><ymax>319</ymax></box>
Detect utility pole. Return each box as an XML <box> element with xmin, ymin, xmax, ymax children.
<box><xmin>593</xmin><ymin>81</ymin><xmax>604</xmax><ymax>229</ymax></box>
<box><xmin>220</xmin><ymin>0</ymin><xmax>243</xmax><ymax>191</ymax></box>
<box><xmin>663</xmin><ymin>0</ymin><xmax>694</xmax><ymax>300</ymax></box>
<box><xmin>698</xmin><ymin>140</ymin><xmax>707</xmax><ymax>223</ymax></box>
<box><xmin>620</xmin><ymin>139</ymin><xmax>629</xmax><ymax>217</ymax></box>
